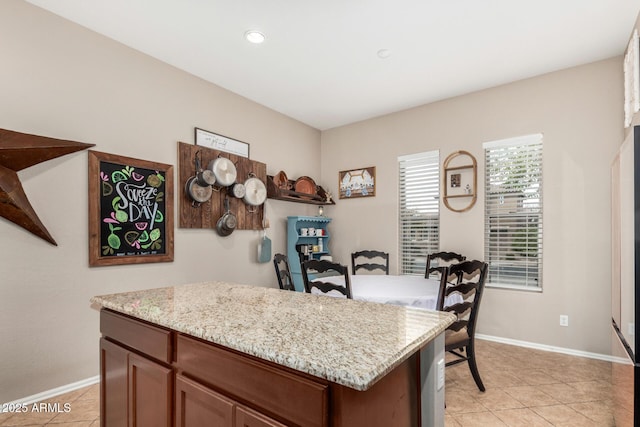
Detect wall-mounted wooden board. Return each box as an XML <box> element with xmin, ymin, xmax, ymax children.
<box><xmin>178</xmin><ymin>142</ymin><xmax>266</xmax><ymax>230</ymax></box>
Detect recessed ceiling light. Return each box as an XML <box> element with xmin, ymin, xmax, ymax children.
<box><xmin>377</xmin><ymin>49</ymin><xmax>391</xmax><ymax>59</ymax></box>
<box><xmin>244</xmin><ymin>30</ymin><xmax>265</xmax><ymax>44</ymax></box>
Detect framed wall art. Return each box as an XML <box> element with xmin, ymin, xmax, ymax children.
<box><xmin>195</xmin><ymin>127</ymin><xmax>250</xmax><ymax>158</ymax></box>
<box><xmin>339</xmin><ymin>166</ymin><xmax>376</xmax><ymax>199</ymax></box>
<box><xmin>88</xmin><ymin>150</ymin><xmax>174</xmax><ymax>267</ymax></box>
<box><xmin>443</xmin><ymin>150</ymin><xmax>477</xmax><ymax>213</ymax></box>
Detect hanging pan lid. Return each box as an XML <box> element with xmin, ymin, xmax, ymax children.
<box><xmin>208</xmin><ymin>157</ymin><xmax>237</xmax><ymax>187</ymax></box>
<box><xmin>243</xmin><ymin>174</ymin><xmax>267</xmax><ymax>206</ymax></box>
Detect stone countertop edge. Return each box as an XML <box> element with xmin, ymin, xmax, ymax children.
<box><xmin>91</xmin><ymin>281</ymin><xmax>456</xmax><ymax>391</ymax></box>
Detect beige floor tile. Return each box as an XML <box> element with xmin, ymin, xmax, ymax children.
<box><xmin>492</xmin><ymin>408</ymin><xmax>554</xmax><ymax>427</ymax></box>
<box><xmin>444</xmin><ymin>389</ymin><xmax>487</xmax><ymax>414</ymax></box>
<box><xmin>46</xmin><ymin>422</ymin><xmax>97</xmax><ymax>426</ymax></box>
<box><xmin>0</xmin><ymin>408</ymin><xmax>57</xmax><ymax>426</ymax></box>
<box><xmin>568</xmin><ymin>401</ymin><xmax>616</xmax><ymax>426</ymax></box>
<box><xmin>445</xmin><ymin>413</ymin><xmax>463</xmax><ymax>426</ymax></box>
<box><xmin>518</xmin><ymin>369</ymin><xmax>562</xmax><ymax>386</ymax></box>
<box><xmin>502</xmin><ymin>385</ymin><xmax>560</xmax><ymax>407</ymax></box>
<box><xmin>47</xmin><ymin>400</ymin><xmax>98</xmax><ymax>424</ymax></box>
<box><xmin>536</xmin><ymin>383</ymin><xmax>596</xmax><ymax>404</ymax></box>
<box><xmin>531</xmin><ymin>404</ymin><xmax>599</xmax><ymax>426</ymax></box>
<box><xmin>452</xmin><ymin>411</ymin><xmax>508</xmax><ymax>426</ymax></box>
<box><xmin>74</xmin><ymin>385</ymin><xmax>99</xmax><ymax>402</ymax></box>
<box><xmin>473</xmin><ymin>389</ymin><xmax>526</xmax><ymax>411</ymax></box>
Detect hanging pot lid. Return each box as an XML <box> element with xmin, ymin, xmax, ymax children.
<box><xmin>208</xmin><ymin>157</ymin><xmax>237</xmax><ymax>187</ymax></box>
<box><xmin>243</xmin><ymin>175</ymin><xmax>267</xmax><ymax>206</ymax></box>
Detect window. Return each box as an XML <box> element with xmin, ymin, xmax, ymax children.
<box><xmin>398</xmin><ymin>151</ymin><xmax>440</xmax><ymax>275</ymax></box>
<box><xmin>484</xmin><ymin>134</ymin><xmax>543</xmax><ymax>290</ymax></box>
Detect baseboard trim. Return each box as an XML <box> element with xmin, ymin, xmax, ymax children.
<box><xmin>1</xmin><ymin>375</ymin><xmax>99</xmax><ymax>409</ymax></box>
<box><xmin>476</xmin><ymin>333</ymin><xmax>626</xmax><ymax>364</ymax></box>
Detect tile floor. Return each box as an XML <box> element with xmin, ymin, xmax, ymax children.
<box><xmin>445</xmin><ymin>340</ymin><xmax>614</xmax><ymax>426</ymax></box>
<box><xmin>0</xmin><ymin>383</ymin><xmax>99</xmax><ymax>426</ymax></box>
<box><xmin>0</xmin><ymin>339</ymin><xmax>614</xmax><ymax>426</ymax></box>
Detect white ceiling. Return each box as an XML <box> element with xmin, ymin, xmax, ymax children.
<box><xmin>24</xmin><ymin>0</ymin><xmax>640</xmax><ymax>130</ymax></box>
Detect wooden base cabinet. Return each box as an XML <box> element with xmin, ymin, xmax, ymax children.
<box><xmin>176</xmin><ymin>374</ymin><xmax>286</xmax><ymax>427</ymax></box>
<box><xmin>100</xmin><ymin>309</ymin><xmax>426</xmax><ymax>427</ymax></box>
<box><xmin>100</xmin><ymin>338</ymin><xmax>172</xmax><ymax>427</ymax></box>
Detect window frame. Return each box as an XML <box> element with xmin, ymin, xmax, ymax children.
<box><xmin>398</xmin><ymin>150</ymin><xmax>440</xmax><ymax>276</ymax></box>
<box><xmin>483</xmin><ymin>134</ymin><xmax>543</xmax><ymax>291</ymax></box>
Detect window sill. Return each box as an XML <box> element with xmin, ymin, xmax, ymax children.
<box><xmin>486</xmin><ymin>283</ymin><xmax>542</xmax><ymax>293</ymax></box>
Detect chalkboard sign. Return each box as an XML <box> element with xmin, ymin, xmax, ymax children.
<box><xmin>88</xmin><ymin>151</ymin><xmax>174</xmax><ymax>267</ymax></box>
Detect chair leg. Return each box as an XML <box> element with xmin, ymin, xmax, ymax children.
<box><xmin>466</xmin><ymin>341</ymin><xmax>485</xmax><ymax>392</ymax></box>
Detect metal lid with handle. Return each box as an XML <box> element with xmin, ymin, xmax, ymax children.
<box><xmin>243</xmin><ymin>173</ymin><xmax>267</xmax><ymax>211</ymax></box>
<box><xmin>208</xmin><ymin>156</ymin><xmax>237</xmax><ymax>187</ymax></box>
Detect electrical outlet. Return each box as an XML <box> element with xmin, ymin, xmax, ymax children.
<box><xmin>559</xmin><ymin>315</ymin><xmax>569</xmax><ymax>327</ymax></box>
<box><xmin>629</xmin><ymin>323</ymin><xmax>635</xmax><ymax>336</ymax></box>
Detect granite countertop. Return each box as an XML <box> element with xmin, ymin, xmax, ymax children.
<box><xmin>91</xmin><ymin>281</ymin><xmax>455</xmax><ymax>391</ymax></box>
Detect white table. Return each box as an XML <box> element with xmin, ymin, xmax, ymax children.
<box><xmin>314</xmin><ymin>274</ymin><xmax>462</xmax><ymax>311</ymax></box>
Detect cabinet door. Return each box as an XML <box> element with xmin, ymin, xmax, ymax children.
<box><xmin>235</xmin><ymin>405</ymin><xmax>287</xmax><ymax>427</ymax></box>
<box><xmin>128</xmin><ymin>352</ymin><xmax>172</xmax><ymax>427</ymax></box>
<box><xmin>100</xmin><ymin>338</ymin><xmax>128</xmax><ymax>427</ymax></box>
<box><xmin>175</xmin><ymin>374</ymin><xmax>234</xmax><ymax>427</ymax></box>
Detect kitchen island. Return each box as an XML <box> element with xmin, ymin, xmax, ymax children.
<box><xmin>91</xmin><ymin>281</ymin><xmax>455</xmax><ymax>427</ymax></box>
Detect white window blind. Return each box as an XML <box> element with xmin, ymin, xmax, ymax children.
<box><xmin>398</xmin><ymin>151</ymin><xmax>440</xmax><ymax>275</ymax></box>
<box><xmin>484</xmin><ymin>134</ymin><xmax>543</xmax><ymax>289</ymax></box>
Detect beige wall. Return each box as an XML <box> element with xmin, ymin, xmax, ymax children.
<box><xmin>321</xmin><ymin>57</ymin><xmax>623</xmax><ymax>356</ymax></box>
<box><xmin>0</xmin><ymin>1</ymin><xmax>321</xmax><ymax>402</ymax></box>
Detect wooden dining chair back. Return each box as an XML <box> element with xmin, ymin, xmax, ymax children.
<box><xmin>301</xmin><ymin>259</ymin><xmax>353</xmax><ymax>299</ymax></box>
<box><xmin>437</xmin><ymin>259</ymin><xmax>488</xmax><ymax>392</ymax></box>
<box><xmin>273</xmin><ymin>253</ymin><xmax>295</xmax><ymax>291</ymax></box>
<box><xmin>351</xmin><ymin>250</ymin><xmax>389</xmax><ymax>275</ymax></box>
<box><xmin>425</xmin><ymin>251</ymin><xmax>466</xmax><ymax>279</ymax></box>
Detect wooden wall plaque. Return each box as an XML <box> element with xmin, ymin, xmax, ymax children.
<box><xmin>178</xmin><ymin>142</ymin><xmax>266</xmax><ymax>230</ymax></box>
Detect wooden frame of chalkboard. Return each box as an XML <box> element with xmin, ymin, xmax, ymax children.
<box><xmin>88</xmin><ymin>150</ymin><xmax>174</xmax><ymax>267</ymax></box>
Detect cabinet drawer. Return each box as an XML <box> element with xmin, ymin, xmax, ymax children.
<box><xmin>101</xmin><ymin>309</ymin><xmax>172</xmax><ymax>364</ymax></box>
<box><xmin>177</xmin><ymin>334</ymin><xmax>328</xmax><ymax>427</ymax></box>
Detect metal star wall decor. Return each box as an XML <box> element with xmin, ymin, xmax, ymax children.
<box><xmin>0</xmin><ymin>128</ymin><xmax>95</xmax><ymax>246</ymax></box>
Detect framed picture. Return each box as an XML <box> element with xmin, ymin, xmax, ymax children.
<box><xmin>195</xmin><ymin>127</ymin><xmax>250</xmax><ymax>158</ymax></box>
<box><xmin>445</xmin><ymin>167</ymin><xmax>474</xmax><ymax>196</ymax></box>
<box><xmin>339</xmin><ymin>166</ymin><xmax>376</xmax><ymax>199</ymax></box>
<box><xmin>450</xmin><ymin>173</ymin><xmax>461</xmax><ymax>188</ymax></box>
<box><xmin>88</xmin><ymin>150</ymin><xmax>174</xmax><ymax>267</ymax></box>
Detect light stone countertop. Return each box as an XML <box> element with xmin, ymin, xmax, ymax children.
<box><xmin>91</xmin><ymin>281</ymin><xmax>455</xmax><ymax>391</ymax></box>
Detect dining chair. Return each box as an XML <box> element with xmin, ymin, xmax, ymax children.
<box><xmin>425</xmin><ymin>251</ymin><xmax>466</xmax><ymax>279</ymax></box>
<box><xmin>301</xmin><ymin>259</ymin><xmax>353</xmax><ymax>299</ymax></box>
<box><xmin>273</xmin><ymin>253</ymin><xmax>296</xmax><ymax>291</ymax></box>
<box><xmin>351</xmin><ymin>250</ymin><xmax>389</xmax><ymax>275</ymax></box>
<box><xmin>436</xmin><ymin>260</ymin><xmax>488</xmax><ymax>392</ymax></box>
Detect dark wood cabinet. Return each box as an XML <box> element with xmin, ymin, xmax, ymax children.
<box><xmin>128</xmin><ymin>352</ymin><xmax>172</xmax><ymax>426</ymax></box>
<box><xmin>100</xmin><ymin>338</ymin><xmax>128</xmax><ymax>427</ymax></box>
<box><xmin>100</xmin><ymin>338</ymin><xmax>172</xmax><ymax>427</ymax></box>
<box><xmin>100</xmin><ymin>309</ymin><xmax>424</xmax><ymax>427</ymax></box>
<box><xmin>176</xmin><ymin>374</ymin><xmax>287</xmax><ymax>427</ymax></box>
<box><xmin>235</xmin><ymin>405</ymin><xmax>288</xmax><ymax>427</ymax></box>
<box><xmin>175</xmin><ymin>374</ymin><xmax>235</xmax><ymax>427</ymax></box>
